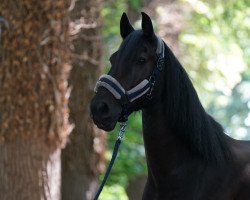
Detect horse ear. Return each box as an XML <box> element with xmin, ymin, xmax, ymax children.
<box><xmin>141</xmin><ymin>12</ymin><xmax>154</xmax><ymax>38</ymax></box>
<box><xmin>120</xmin><ymin>12</ymin><xmax>134</xmax><ymax>39</ymax></box>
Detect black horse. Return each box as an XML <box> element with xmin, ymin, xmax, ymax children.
<box><xmin>90</xmin><ymin>12</ymin><xmax>250</xmax><ymax>200</ymax></box>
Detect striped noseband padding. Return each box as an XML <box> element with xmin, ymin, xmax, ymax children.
<box><xmin>94</xmin><ymin>75</ymin><xmax>151</xmax><ymax>102</ymax></box>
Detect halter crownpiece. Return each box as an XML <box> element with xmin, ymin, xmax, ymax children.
<box><xmin>94</xmin><ymin>37</ymin><xmax>165</xmax><ymax>121</ymax></box>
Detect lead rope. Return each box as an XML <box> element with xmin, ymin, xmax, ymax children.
<box><xmin>93</xmin><ymin>122</ymin><xmax>127</xmax><ymax>200</ymax></box>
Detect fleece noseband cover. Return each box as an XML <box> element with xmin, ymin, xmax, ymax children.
<box><xmin>94</xmin><ymin>75</ymin><xmax>151</xmax><ymax>102</ymax></box>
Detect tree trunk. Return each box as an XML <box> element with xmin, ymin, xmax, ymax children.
<box><xmin>126</xmin><ymin>175</ymin><xmax>147</xmax><ymax>200</ymax></box>
<box><xmin>0</xmin><ymin>1</ymin><xmax>71</xmax><ymax>199</ymax></box>
<box><xmin>144</xmin><ymin>0</ymin><xmax>183</xmax><ymax>55</ymax></box>
<box><xmin>61</xmin><ymin>0</ymin><xmax>105</xmax><ymax>200</ymax></box>
<box><xmin>0</xmin><ymin>138</ymin><xmax>61</xmax><ymax>199</ymax></box>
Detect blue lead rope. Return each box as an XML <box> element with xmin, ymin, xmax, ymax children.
<box><xmin>93</xmin><ymin>122</ymin><xmax>127</xmax><ymax>200</ymax></box>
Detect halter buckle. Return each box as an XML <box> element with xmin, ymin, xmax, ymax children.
<box><xmin>146</xmin><ymin>76</ymin><xmax>156</xmax><ymax>99</ymax></box>
<box><xmin>157</xmin><ymin>57</ymin><xmax>164</xmax><ymax>71</ymax></box>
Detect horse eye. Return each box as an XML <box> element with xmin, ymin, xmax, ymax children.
<box><xmin>137</xmin><ymin>57</ymin><xmax>146</xmax><ymax>64</ymax></box>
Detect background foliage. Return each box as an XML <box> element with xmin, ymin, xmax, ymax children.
<box><xmin>99</xmin><ymin>0</ymin><xmax>250</xmax><ymax>199</ymax></box>
<box><xmin>181</xmin><ymin>0</ymin><xmax>250</xmax><ymax>139</ymax></box>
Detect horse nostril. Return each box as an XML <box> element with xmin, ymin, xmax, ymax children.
<box><xmin>96</xmin><ymin>102</ymin><xmax>109</xmax><ymax>116</ymax></box>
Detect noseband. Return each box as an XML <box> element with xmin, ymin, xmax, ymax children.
<box><xmin>94</xmin><ymin>37</ymin><xmax>165</xmax><ymax>122</ymax></box>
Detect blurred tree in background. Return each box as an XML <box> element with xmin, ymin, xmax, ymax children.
<box><xmin>180</xmin><ymin>0</ymin><xmax>250</xmax><ymax>139</ymax></box>
<box><xmin>0</xmin><ymin>1</ymin><xmax>71</xmax><ymax>199</ymax></box>
<box><xmin>61</xmin><ymin>0</ymin><xmax>105</xmax><ymax>200</ymax></box>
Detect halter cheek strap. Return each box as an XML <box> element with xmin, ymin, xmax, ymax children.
<box><xmin>127</xmin><ymin>80</ymin><xmax>151</xmax><ymax>102</ymax></box>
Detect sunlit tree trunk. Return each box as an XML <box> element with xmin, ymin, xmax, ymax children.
<box><xmin>127</xmin><ymin>0</ymin><xmax>152</xmax><ymax>23</ymax></box>
<box><xmin>145</xmin><ymin>0</ymin><xmax>183</xmax><ymax>54</ymax></box>
<box><xmin>61</xmin><ymin>0</ymin><xmax>105</xmax><ymax>199</ymax></box>
<box><xmin>0</xmin><ymin>1</ymin><xmax>71</xmax><ymax>199</ymax></box>
<box><xmin>127</xmin><ymin>0</ymin><xmax>140</xmax><ymax>23</ymax></box>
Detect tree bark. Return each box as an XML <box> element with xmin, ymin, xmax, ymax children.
<box><xmin>61</xmin><ymin>0</ymin><xmax>105</xmax><ymax>200</ymax></box>
<box><xmin>0</xmin><ymin>1</ymin><xmax>71</xmax><ymax>199</ymax></box>
<box><xmin>126</xmin><ymin>175</ymin><xmax>147</xmax><ymax>200</ymax></box>
<box><xmin>0</xmin><ymin>138</ymin><xmax>61</xmax><ymax>200</ymax></box>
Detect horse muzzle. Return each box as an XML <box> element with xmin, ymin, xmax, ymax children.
<box><xmin>90</xmin><ymin>88</ymin><xmax>122</xmax><ymax>131</ymax></box>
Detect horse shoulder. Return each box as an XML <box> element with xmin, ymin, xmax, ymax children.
<box><xmin>233</xmin><ymin>164</ymin><xmax>250</xmax><ymax>200</ymax></box>
<box><xmin>230</xmin><ymin>139</ymin><xmax>250</xmax><ymax>200</ymax></box>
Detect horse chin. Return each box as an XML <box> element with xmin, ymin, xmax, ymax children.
<box><xmin>95</xmin><ymin>120</ymin><xmax>117</xmax><ymax>132</ymax></box>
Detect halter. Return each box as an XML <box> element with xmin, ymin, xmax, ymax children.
<box><xmin>94</xmin><ymin>37</ymin><xmax>165</xmax><ymax>122</ymax></box>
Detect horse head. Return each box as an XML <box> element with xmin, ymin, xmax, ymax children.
<box><xmin>90</xmin><ymin>12</ymin><xmax>165</xmax><ymax>131</ymax></box>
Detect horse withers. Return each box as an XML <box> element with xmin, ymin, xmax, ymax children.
<box><xmin>90</xmin><ymin>12</ymin><xmax>250</xmax><ymax>200</ymax></box>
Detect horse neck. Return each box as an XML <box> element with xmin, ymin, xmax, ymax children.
<box><xmin>142</xmin><ymin>100</ymin><xmax>192</xmax><ymax>166</ymax></box>
<box><xmin>142</xmin><ymin>44</ymin><xmax>232</xmax><ymax>166</ymax></box>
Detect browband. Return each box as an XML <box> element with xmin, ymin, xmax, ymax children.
<box><xmin>94</xmin><ymin>37</ymin><xmax>165</xmax><ymax>104</ymax></box>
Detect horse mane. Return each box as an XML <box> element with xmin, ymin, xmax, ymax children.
<box><xmin>162</xmin><ymin>42</ymin><xmax>232</xmax><ymax>164</ymax></box>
